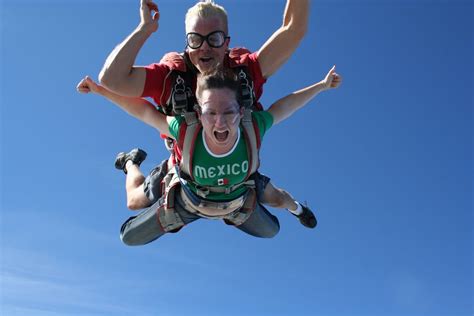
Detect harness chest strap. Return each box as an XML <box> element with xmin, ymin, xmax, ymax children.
<box><xmin>179</xmin><ymin>111</ymin><xmax>201</xmax><ymax>179</ymax></box>
<box><xmin>159</xmin><ymin>52</ymin><xmax>196</xmax><ymax>114</ymax></box>
<box><xmin>240</xmin><ymin>109</ymin><xmax>260</xmax><ymax>179</ymax></box>
<box><xmin>158</xmin><ymin>48</ymin><xmax>258</xmax><ymax>114</ymax></box>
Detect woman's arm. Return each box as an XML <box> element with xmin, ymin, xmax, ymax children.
<box><xmin>267</xmin><ymin>66</ymin><xmax>342</xmax><ymax>125</ymax></box>
<box><xmin>76</xmin><ymin>76</ymin><xmax>174</xmax><ymax>138</ymax></box>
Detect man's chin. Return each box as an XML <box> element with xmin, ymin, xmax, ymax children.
<box><xmin>198</xmin><ymin>64</ymin><xmax>214</xmax><ymax>74</ymax></box>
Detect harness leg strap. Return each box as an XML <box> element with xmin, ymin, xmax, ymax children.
<box><xmin>223</xmin><ymin>188</ymin><xmax>257</xmax><ymax>226</ymax></box>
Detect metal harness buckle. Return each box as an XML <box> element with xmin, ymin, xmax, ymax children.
<box><xmin>172</xmin><ymin>75</ymin><xmax>189</xmax><ymax>114</ymax></box>
<box><xmin>238</xmin><ymin>69</ymin><xmax>254</xmax><ymax>109</ymax></box>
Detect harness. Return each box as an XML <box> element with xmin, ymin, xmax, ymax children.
<box><xmin>228</xmin><ymin>48</ymin><xmax>260</xmax><ymax>110</ymax></box>
<box><xmin>159</xmin><ymin>48</ymin><xmax>260</xmax><ymax>114</ymax></box>
<box><xmin>155</xmin><ymin>110</ymin><xmax>262</xmax><ymax>232</ymax></box>
<box><xmin>158</xmin><ymin>52</ymin><xmax>197</xmax><ymax>115</ymax></box>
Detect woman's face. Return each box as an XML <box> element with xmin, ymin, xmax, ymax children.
<box><xmin>198</xmin><ymin>88</ymin><xmax>242</xmax><ymax>150</ymax></box>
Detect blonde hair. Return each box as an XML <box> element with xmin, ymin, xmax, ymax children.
<box><xmin>185</xmin><ymin>1</ymin><xmax>229</xmax><ymax>34</ymax></box>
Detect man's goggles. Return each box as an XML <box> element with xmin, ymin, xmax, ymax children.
<box><xmin>186</xmin><ymin>31</ymin><xmax>229</xmax><ymax>49</ymax></box>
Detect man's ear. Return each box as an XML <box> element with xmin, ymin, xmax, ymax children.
<box><xmin>225</xmin><ymin>36</ymin><xmax>231</xmax><ymax>49</ymax></box>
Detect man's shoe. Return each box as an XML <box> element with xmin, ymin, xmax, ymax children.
<box><xmin>115</xmin><ymin>148</ymin><xmax>147</xmax><ymax>174</ymax></box>
<box><xmin>294</xmin><ymin>203</ymin><xmax>317</xmax><ymax>229</ymax></box>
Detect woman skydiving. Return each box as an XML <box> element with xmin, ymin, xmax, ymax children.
<box><xmin>77</xmin><ymin>65</ymin><xmax>341</xmax><ymax>244</ymax></box>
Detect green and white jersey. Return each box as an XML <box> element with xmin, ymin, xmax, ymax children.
<box><xmin>169</xmin><ymin>111</ymin><xmax>273</xmax><ymax>201</ymax></box>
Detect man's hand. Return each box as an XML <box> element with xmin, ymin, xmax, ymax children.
<box><xmin>77</xmin><ymin>76</ymin><xmax>102</xmax><ymax>94</ymax></box>
<box><xmin>323</xmin><ymin>66</ymin><xmax>342</xmax><ymax>90</ymax></box>
<box><xmin>139</xmin><ymin>0</ymin><xmax>160</xmax><ymax>34</ymax></box>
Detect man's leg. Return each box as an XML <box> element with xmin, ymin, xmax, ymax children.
<box><xmin>260</xmin><ymin>181</ymin><xmax>298</xmax><ymax>211</ymax></box>
<box><xmin>258</xmin><ymin>175</ymin><xmax>317</xmax><ymax>229</ymax></box>
<box><xmin>115</xmin><ymin>148</ymin><xmax>152</xmax><ymax>210</ymax></box>
<box><xmin>116</xmin><ymin>148</ymin><xmax>172</xmax><ymax>210</ymax></box>
<box><xmin>124</xmin><ymin>162</ymin><xmax>151</xmax><ymax>210</ymax></box>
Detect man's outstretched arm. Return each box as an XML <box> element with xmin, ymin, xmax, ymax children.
<box><xmin>257</xmin><ymin>0</ymin><xmax>310</xmax><ymax>79</ymax></box>
<box><xmin>98</xmin><ymin>0</ymin><xmax>160</xmax><ymax>97</ymax></box>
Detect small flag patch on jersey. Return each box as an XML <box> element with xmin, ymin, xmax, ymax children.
<box><xmin>217</xmin><ymin>178</ymin><xmax>229</xmax><ymax>186</ymax></box>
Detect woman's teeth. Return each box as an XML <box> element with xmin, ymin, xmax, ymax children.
<box><xmin>214</xmin><ymin>130</ymin><xmax>229</xmax><ymax>141</ymax></box>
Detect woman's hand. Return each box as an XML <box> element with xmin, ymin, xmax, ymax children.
<box><xmin>76</xmin><ymin>76</ymin><xmax>103</xmax><ymax>94</ymax></box>
<box><xmin>322</xmin><ymin>65</ymin><xmax>342</xmax><ymax>90</ymax></box>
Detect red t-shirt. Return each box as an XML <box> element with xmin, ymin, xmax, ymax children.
<box><xmin>141</xmin><ymin>48</ymin><xmax>267</xmax><ymax>108</ymax></box>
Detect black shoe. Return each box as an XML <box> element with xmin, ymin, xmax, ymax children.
<box><xmin>294</xmin><ymin>203</ymin><xmax>317</xmax><ymax>229</ymax></box>
<box><xmin>115</xmin><ymin>148</ymin><xmax>147</xmax><ymax>174</ymax></box>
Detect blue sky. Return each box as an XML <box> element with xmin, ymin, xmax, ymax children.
<box><xmin>1</xmin><ymin>0</ymin><xmax>472</xmax><ymax>315</ymax></box>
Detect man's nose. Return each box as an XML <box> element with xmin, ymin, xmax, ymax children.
<box><xmin>199</xmin><ymin>39</ymin><xmax>212</xmax><ymax>51</ymax></box>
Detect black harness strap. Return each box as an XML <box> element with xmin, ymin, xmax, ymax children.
<box><xmin>167</xmin><ymin>53</ymin><xmax>198</xmax><ymax>115</ymax></box>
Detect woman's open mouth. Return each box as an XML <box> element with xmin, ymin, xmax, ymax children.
<box><xmin>214</xmin><ymin>130</ymin><xmax>229</xmax><ymax>142</ymax></box>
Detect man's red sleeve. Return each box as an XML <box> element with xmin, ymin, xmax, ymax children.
<box><xmin>141</xmin><ymin>63</ymin><xmax>170</xmax><ymax>106</ymax></box>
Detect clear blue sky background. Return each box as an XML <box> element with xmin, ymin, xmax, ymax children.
<box><xmin>1</xmin><ymin>0</ymin><xmax>472</xmax><ymax>315</ymax></box>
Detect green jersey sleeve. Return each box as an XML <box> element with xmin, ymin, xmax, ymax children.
<box><xmin>168</xmin><ymin>115</ymin><xmax>185</xmax><ymax>140</ymax></box>
<box><xmin>251</xmin><ymin>111</ymin><xmax>274</xmax><ymax>140</ymax></box>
